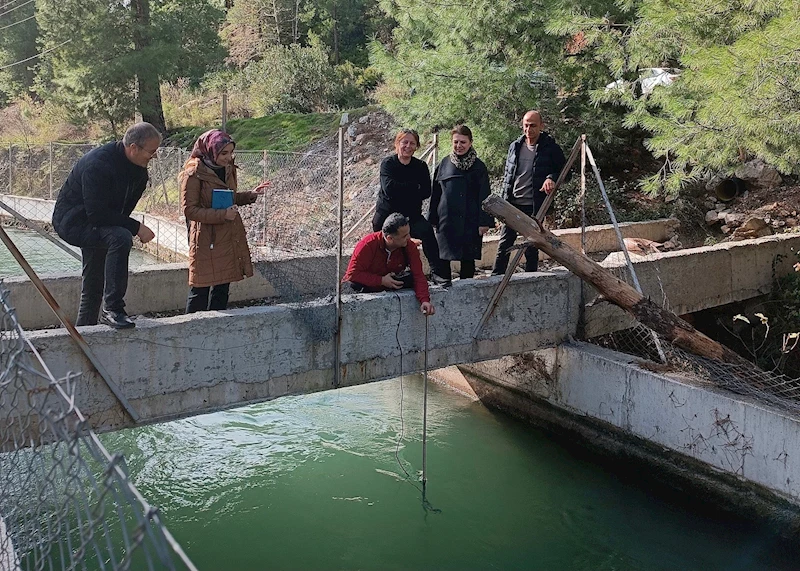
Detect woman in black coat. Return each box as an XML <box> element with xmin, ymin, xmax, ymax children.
<box><xmin>373</xmin><ymin>128</ymin><xmax>450</xmax><ymax>285</ymax></box>
<box><xmin>428</xmin><ymin>125</ymin><xmax>494</xmax><ymax>280</ymax></box>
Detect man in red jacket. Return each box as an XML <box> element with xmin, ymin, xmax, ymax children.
<box><xmin>343</xmin><ymin>213</ymin><xmax>436</xmax><ymax>315</ymax></box>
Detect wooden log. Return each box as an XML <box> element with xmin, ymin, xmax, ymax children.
<box><xmin>482</xmin><ymin>195</ymin><xmax>749</xmax><ymax>365</ymax></box>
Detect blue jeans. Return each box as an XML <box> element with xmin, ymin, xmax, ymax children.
<box><xmin>76</xmin><ymin>226</ymin><xmax>133</xmax><ymax>325</ymax></box>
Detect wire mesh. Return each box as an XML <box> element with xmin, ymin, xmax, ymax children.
<box><xmin>0</xmin><ymin>283</ymin><xmax>196</xmax><ymax>570</ymax></box>
<box><xmin>570</xmin><ymin>144</ymin><xmax>800</xmax><ymax>419</ymax></box>
<box><xmin>0</xmin><ymin>134</ymin><xmax>419</xmax><ymax>303</ymax></box>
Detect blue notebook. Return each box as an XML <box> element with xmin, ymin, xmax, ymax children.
<box><xmin>212</xmin><ymin>188</ymin><xmax>234</xmax><ymax>209</ymax></box>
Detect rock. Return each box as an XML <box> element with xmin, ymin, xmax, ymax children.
<box><xmin>721</xmin><ymin>225</ymin><xmax>731</xmax><ymax>234</ymax></box>
<box><xmin>786</xmin><ymin>218</ymin><xmax>798</xmax><ymax>228</ymax></box>
<box><xmin>723</xmin><ymin>212</ymin><xmax>745</xmax><ymax>226</ymax></box>
<box><xmin>734</xmin><ymin>159</ymin><xmax>783</xmax><ymax>189</ymax></box>
<box><xmin>661</xmin><ymin>235</ymin><xmax>681</xmax><ymax>250</ymax></box>
<box><xmin>355</xmin><ymin>133</ymin><xmax>368</xmax><ymax>145</ymax></box>
<box><xmin>347</xmin><ymin>124</ymin><xmax>358</xmax><ymax>139</ymax></box>
<box><xmin>703</xmin><ymin>199</ymin><xmax>716</xmax><ymax>210</ymax></box>
<box><xmin>358</xmin><ymin>115</ymin><xmax>369</xmax><ymax>124</ymax></box>
<box><xmin>705</xmin><ymin>210</ymin><xmax>720</xmax><ymax>225</ymax></box>
<box><xmin>715</xmin><ymin>204</ymin><xmax>727</xmax><ymax>212</ymax></box>
<box><xmin>351</xmin><ymin>153</ymin><xmax>364</xmax><ymax>163</ymax></box>
<box><xmin>623</xmin><ymin>237</ymin><xmax>662</xmax><ymax>255</ymax></box>
<box><xmin>340</xmin><ymin>112</ymin><xmax>349</xmax><ymax>125</ymax></box>
<box><xmin>731</xmin><ymin>217</ymin><xmax>772</xmax><ymax>240</ymax></box>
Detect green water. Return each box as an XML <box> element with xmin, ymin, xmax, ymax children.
<box><xmin>0</xmin><ymin>228</ymin><xmax>158</xmax><ymax>277</ymax></box>
<box><xmin>101</xmin><ymin>379</ymin><xmax>798</xmax><ymax>570</ymax></box>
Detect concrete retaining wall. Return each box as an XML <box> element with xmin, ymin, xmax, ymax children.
<box><xmin>454</xmin><ymin>343</ymin><xmax>800</xmax><ymax>528</ymax></box>
<box><xmin>12</xmin><ymin>230</ymin><xmax>800</xmax><ymax>334</ymax></box>
<box><xmin>583</xmin><ymin>233</ymin><xmax>800</xmax><ymax>337</ymax></box>
<box><xmin>4</xmin><ymin>216</ymin><xmax>680</xmax><ymax>330</ymax></box>
<box><xmin>21</xmin><ymin>271</ymin><xmax>581</xmax><ymax>433</ymax></box>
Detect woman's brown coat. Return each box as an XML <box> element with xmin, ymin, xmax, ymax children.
<box><xmin>180</xmin><ymin>158</ymin><xmax>258</xmax><ymax>288</ymax></box>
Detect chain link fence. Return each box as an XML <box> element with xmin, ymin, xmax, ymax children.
<box><xmin>0</xmin><ymin>283</ymin><xmax>196</xmax><ymax>570</ymax></box>
<box><xmin>0</xmin><ymin>140</ymin><xmax>389</xmax><ymax>286</ymax></box>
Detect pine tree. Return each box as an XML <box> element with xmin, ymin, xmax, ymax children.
<box><xmin>35</xmin><ymin>0</ymin><xmax>225</xmax><ymax>135</ymax></box>
<box><xmin>0</xmin><ymin>0</ymin><xmax>39</xmax><ymax>103</ymax></box>
<box><xmin>370</xmin><ymin>0</ymin><xmax>628</xmax><ymax>169</ymax></box>
<box><xmin>552</xmin><ymin>0</ymin><xmax>800</xmax><ymax>194</ymax></box>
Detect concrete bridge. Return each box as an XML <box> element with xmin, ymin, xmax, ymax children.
<box><xmin>17</xmin><ymin>232</ymin><xmax>800</xmax><ymax>434</ymax></box>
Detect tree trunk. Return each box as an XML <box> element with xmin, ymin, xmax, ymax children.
<box><xmin>131</xmin><ymin>0</ymin><xmax>166</xmax><ymax>134</ymax></box>
<box><xmin>331</xmin><ymin>2</ymin><xmax>339</xmax><ymax>64</ymax></box>
<box><xmin>482</xmin><ymin>195</ymin><xmax>750</xmax><ymax>365</ymax></box>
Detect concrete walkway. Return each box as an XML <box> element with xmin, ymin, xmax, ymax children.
<box><xmin>16</xmin><ymin>232</ymin><xmax>800</xmax><ymax>435</ymax></box>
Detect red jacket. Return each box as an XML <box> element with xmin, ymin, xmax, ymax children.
<box><xmin>342</xmin><ymin>231</ymin><xmax>430</xmax><ymax>303</ymax></box>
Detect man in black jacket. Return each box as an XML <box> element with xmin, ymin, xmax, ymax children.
<box><xmin>491</xmin><ymin>110</ymin><xmax>566</xmax><ymax>275</ymax></box>
<box><xmin>53</xmin><ymin>122</ymin><xmax>160</xmax><ymax>328</ymax></box>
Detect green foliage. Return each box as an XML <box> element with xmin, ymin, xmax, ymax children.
<box><xmin>246</xmin><ymin>44</ymin><xmax>339</xmax><ymax>114</ymax></box>
<box><xmin>222</xmin><ymin>0</ymin><xmax>385</xmax><ymax>68</ymax></box>
<box><xmin>33</xmin><ymin>0</ymin><xmax>224</xmax><ymax>133</ymax></box>
<box><xmin>0</xmin><ymin>1</ymin><xmax>38</xmax><ymax>103</ymax></box>
<box><xmin>165</xmin><ymin>110</ymin><xmax>343</xmax><ymax>151</ymax></box>
<box><xmin>552</xmin><ymin>176</ymin><xmax>671</xmax><ymax>228</ymax></box>
<box><xmin>568</xmin><ymin>0</ymin><xmax>800</xmax><ymax>196</ymax></box>
<box><xmin>370</xmin><ymin>0</ymin><xmax>631</xmax><ymax>172</ymax></box>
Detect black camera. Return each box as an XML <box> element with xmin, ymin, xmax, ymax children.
<box><xmin>392</xmin><ymin>268</ymin><xmax>414</xmax><ymax>289</ymax></box>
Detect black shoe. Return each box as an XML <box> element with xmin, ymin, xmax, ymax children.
<box><xmin>99</xmin><ymin>309</ymin><xmax>136</xmax><ymax>329</ymax></box>
<box><xmin>430</xmin><ymin>273</ymin><xmax>452</xmax><ymax>288</ymax></box>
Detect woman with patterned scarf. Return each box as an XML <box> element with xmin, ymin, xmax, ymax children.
<box><xmin>179</xmin><ymin>130</ymin><xmax>270</xmax><ymax>313</ymax></box>
<box><xmin>428</xmin><ymin>125</ymin><xmax>494</xmax><ymax>280</ymax></box>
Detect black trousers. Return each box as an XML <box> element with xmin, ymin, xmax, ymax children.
<box><xmin>491</xmin><ymin>200</ymin><xmax>542</xmax><ymax>275</ymax></box>
<box><xmin>76</xmin><ymin>226</ymin><xmax>133</xmax><ymax>326</ymax></box>
<box><xmin>373</xmin><ymin>213</ymin><xmax>446</xmax><ymax>277</ymax></box>
<box><xmin>186</xmin><ymin>283</ymin><xmax>231</xmax><ymax>313</ymax></box>
<box><xmin>439</xmin><ymin>259</ymin><xmax>476</xmax><ymax>281</ymax></box>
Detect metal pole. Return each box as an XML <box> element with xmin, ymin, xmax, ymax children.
<box><xmin>422</xmin><ymin>314</ymin><xmax>429</xmax><ymax>492</ymax></box>
<box><xmin>580</xmin><ymin>135</ymin><xmax>586</xmax><ymax>255</ymax></box>
<box><xmin>48</xmin><ymin>142</ymin><xmax>53</xmax><ymax>200</ymax></box>
<box><xmin>0</xmin><ymin>198</ymin><xmax>80</xmax><ymax>260</ymax></box>
<box><xmin>334</xmin><ymin>122</ymin><xmax>345</xmax><ymax>388</ymax></box>
<box><xmin>431</xmin><ymin>132</ymin><xmax>438</xmax><ymax>170</ymax></box>
<box><xmin>585</xmin><ymin>144</ymin><xmax>642</xmax><ymax>292</ymax></box>
<box><xmin>584</xmin><ymin>143</ymin><xmax>667</xmax><ymax>362</ymax></box>
<box><xmin>0</xmin><ymin>225</ymin><xmax>140</xmax><ymax>422</ymax></box>
<box><xmin>221</xmin><ymin>91</ymin><xmax>228</xmax><ymax>132</ymax></box>
<box><xmin>262</xmin><ymin>149</ymin><xmax>268</xmax><ymax>246</ymax></box>
<box><xmin>7</xmin><ymin>143</ymin><xmax>12</xmax><ymax>195</ymax></box>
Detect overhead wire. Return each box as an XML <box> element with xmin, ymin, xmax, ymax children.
<box><xmin>0</xmin><ymin>39</ymin><xmax>72</xmax><ymax>71</ymax></box>
<box><xmin>0</xmin><ymin>13</ymin><xmax>33</xmax><ymax>30</ymax></box>
<box><xmin>0</xmin><ymin>0</ymin><xmax>30</xmax><ymax>13</ymax></box>
<box><xmin>0</xmin><ymin>0</ymin><xmax>34</xmax><ymax>18</ymax></box>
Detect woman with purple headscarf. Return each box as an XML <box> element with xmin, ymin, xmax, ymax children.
<box><xmin>179</xmin><ymin>130</ymin><xmax>270</xmax><ymax>313</ymax></box>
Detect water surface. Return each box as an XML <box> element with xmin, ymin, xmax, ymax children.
<box><xmin>103</xmin><ymin>378</ymin><xmax>797</xmax><ymax>570</ymax></box>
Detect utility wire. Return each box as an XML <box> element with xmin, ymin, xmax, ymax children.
<box><xmin>0</xmin><ymin>0</ymin><xmax>34</xmax><ymax>18</ymax></box>
<box><xmin>0</xmin><ymin>0</ymin><xmax>30</xmax><ymax>12</ymax></box>
<box><xmin>0</xmin><ymin>13</ymin><xmax>33</xmax><ymax>30</ymax></box>
<box><xmin>0</xmin><ymin>39</ymin><xmax>72</xmax><ymax>71</ymax></box>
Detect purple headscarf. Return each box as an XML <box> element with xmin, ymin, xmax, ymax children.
<box><xmin>190</xmin><ymin>130</ymin><xmax>236</xmax><ymax>165</ymax></box>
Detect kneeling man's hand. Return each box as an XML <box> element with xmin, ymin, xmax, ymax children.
<box><xmin>420</xmin><ymin>302</ymin><xmax>435</xmax><ymax>316</ymax></box>
<box><xmin>137</xmin><ymin>223</ymin><xmax>155</xmax><ymax>244</ymax></box>
<box><xmin>381</xmin><ymin>273</ymin><xmax>403</xmax><ymax>289</ymax></box>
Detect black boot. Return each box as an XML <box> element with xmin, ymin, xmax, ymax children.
<box><xmin>99</xmin><ymin>309</ymin><xmax>136</xmax><ymax>329</ymax></box>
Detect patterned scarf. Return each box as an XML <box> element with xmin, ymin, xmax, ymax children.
<box><xmin>449</xmin><ymin>146</ymin><xmax>477</xmax><ymax>170</ymax></box>
<box><xmin>190</xmin><ymin>129</ymin><xmax>236</xmax><ymax>167</ymax></box>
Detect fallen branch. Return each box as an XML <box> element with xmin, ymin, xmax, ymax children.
<box><xmin>482</xmin><ymin>195</ymin><xmax>748</xmax><ymax>365</ymax></box>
